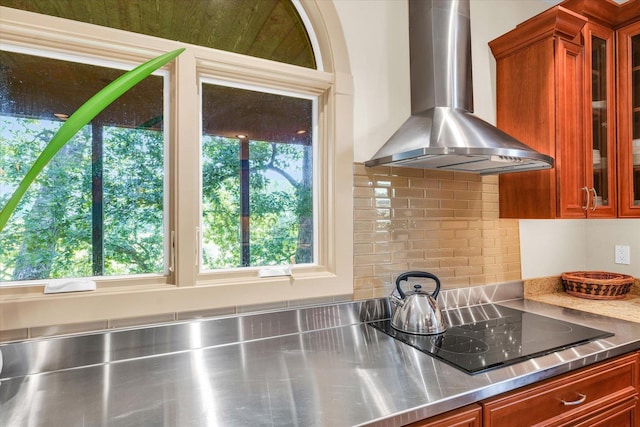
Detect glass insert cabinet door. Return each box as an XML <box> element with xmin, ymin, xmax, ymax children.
<box><xmin>633</xmin><ymin>34</ymin><xmax>640</xmax><ymax>207</ymax></box>
<box><xmin>618</xmin><ymin>20</ymin><xmax>640</xmax><ymax>217</ymax></box>
<box><xmin>590</xmin><ymin>36</ymin><xmax>610</xmax><ymax>209</ymax></box>
<box><xmin>585</xmin><ymin>23</ymin><xmax>616</xmax><ymax>218</ymax></box>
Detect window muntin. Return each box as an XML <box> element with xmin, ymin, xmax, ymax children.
<box><xmin>0</xmin><ymin>49</ymin><xmax>167</xmax><ymax>282</ymax></box>
<box><xmin>200</xmin><ymin>81</ymin><xmax>315</xmax><ymax>270</ymax></box>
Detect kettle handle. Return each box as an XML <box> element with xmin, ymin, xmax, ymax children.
<box><xmin>395</xmin><ymin>271</ymin><xmax>441</xmax><ymax>299</ymax></box>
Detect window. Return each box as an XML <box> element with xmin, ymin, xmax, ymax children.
<box><xmin>200</xmin><ymin>82</ymin><xmax>315</xmax><ymax>270</ymax></box>
<box><xmin>0</xmin><ymin>0</ymin><xmax>351</xmax><ymax>298</ymax></box>
<box><xmin>0</xmin><ymin>49</ymin><xmax>167</xmax><ymax>282</ymax></box>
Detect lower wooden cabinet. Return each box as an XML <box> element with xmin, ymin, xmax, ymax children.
<box><xmin>481</xmin><ymin>353</ymin><xmax>638</xmax><ymax>427</ymax></box>
<box><xmin>572</xmin><ymin>397</ymin><xmax>637</xmax><ymax>427</ymax></box>
<box><xmin>405</xmin><ymin>403</ymin><xmax>481</xmax><ymax>427</ymax></box>
<box><xmin>408</xmin><ymin>353</ymin><xmax>639</xmax><ymax>427</ymax></box>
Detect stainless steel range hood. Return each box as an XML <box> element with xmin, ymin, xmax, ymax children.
<box><xmin>365</xmin><ymin>0</ymin><xmax>553</xmax><ymax>175</ymax></box>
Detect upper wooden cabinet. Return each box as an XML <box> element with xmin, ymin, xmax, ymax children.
<box><xmin>618</xmin><ymin>20</ymin><xmax>640</xmax><ymax>217</ymax></box>
<box><xmin>490</xmin><ymin>0</ymin><xmax>640</xmax><ymax>219</ymax></box>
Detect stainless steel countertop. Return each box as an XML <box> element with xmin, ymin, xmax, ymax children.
<box><xmin>1</xmin><ymin>289</ymin><xmax>640</xmax><ymax>426</ymax></box>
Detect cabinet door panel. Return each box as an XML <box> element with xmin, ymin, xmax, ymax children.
<box><xmin>572</xmin><ymin>397</ymin><xmax>637</xmax><ymax>427</ymax></box>
<box><xmin>618</xmin><ymin>21</ymin><xmax>640</xmax><ymax>217</ymax></box>
<box><xmin>584</xmin><ymin>22</ymin><xmax>617</xmax><ymax>218</ymax></box>
<box><xmin>405</xmin><ymin>404</ymin><xmax>481</xmax><ymax>427</ymax></box>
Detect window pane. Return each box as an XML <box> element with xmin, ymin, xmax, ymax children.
<box><xmin>0</xmin><ymin>50</ymin><xmax>165</xmax><ymax>282</ymax></box>
<box><xmin>201</xmin><ymin>82</ymin><xmax>313</xmax><ymax>270</ymax></box>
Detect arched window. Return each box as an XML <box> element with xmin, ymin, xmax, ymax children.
<box><xmin>0</xmin><ymin>0</ymin><xmax>353</xmax><ymax>327</ymax></box>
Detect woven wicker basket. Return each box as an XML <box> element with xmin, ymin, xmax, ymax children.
<box><xmin>561</xmin><ymin>271</ymin><xmax>633</xmax><ymax>300</ymax></box>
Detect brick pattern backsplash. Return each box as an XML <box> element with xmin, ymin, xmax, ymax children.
<box><xmin>353</xmin><ymin>163</ymin><xmax>521</xmax><ymax>299</ymax></box>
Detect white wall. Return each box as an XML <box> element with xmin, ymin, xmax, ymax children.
<box><xmin>520</xmin><ymin>220</ymin><xmax>640</xmax><ymax>278</ymax></box>
<box><xmin>584</xmin><ymin>220</ymin><xmax>640</xmax><ymax>276</ymax></box>
<box><xmin>331</xmin><ymin>0</ymin><xmax>640</xmax><ymax>280</ymax></box>
<box><xmin>332</xmin><ymin>0</ymin><xmax>410</xmax><ymax>162</ymax></box>
<box><xmin>519</xmin><ymin>220</ymin><xmax>588</xmax><ymax>278</ymax></box>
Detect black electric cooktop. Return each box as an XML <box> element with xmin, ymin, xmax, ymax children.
<box><xmin>370</xmin><ymin>305</ymin><xmax>613</xmax><ymax>374</ymax></box>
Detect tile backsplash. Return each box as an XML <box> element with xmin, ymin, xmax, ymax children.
<box><xmin>353</xmin><ymin>163</ymin><xmax>521</xmax><ymax>299</ymax></box>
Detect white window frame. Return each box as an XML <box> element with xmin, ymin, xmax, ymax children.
<box><xmin>0</xmin><ymin>44</ymin><xmax>173</xmax><ymax>286</ymax></box>
<box><xmin>0</xmin><ymin>3</ymin><xmax>353</xmax><ymax>330</ymax></box>
<box><xmin>197</xmin><ymin>77</ymin><xmax>319</xmax><ymax>273</ymax></box>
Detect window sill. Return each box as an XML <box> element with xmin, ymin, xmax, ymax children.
<box><xmin>0</xmin><ymin>272</ymin><xmax>352</xmax><ymax>333</ymax></box>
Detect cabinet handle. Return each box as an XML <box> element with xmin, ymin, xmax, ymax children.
<box><xmin>582</xmin><ymin>186</ymin><xmax>590</xmax><ymax>211</ymax></box>
<box><xmin>590</xmin><ymin>188</ymin><xmax>598</xmax><ymax>211</ymax></box>
<box><xmin>561</xmin><ymin>393</ymin><xmax>587</xmax><ymax>406</ymax></box>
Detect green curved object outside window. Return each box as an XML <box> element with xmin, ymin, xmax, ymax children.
<box><xmin>0</xmin><ymin>48</ymin><xmax>185</xmax><ymax>233</ymax></box>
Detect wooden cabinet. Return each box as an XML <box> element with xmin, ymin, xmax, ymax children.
<box><xmin>481</xmin><ymin>353</ymin><xmax>639</xmax><ymax>427</ymax></box>
<box><xmin>618</xmin><ymin>20</ymin><xmax>640</xmax><ymax>217</ymax></box>
<box><xmin>404</xmin><ymin>404</ymin><xmax>481</xmax><ymax>427</ymax></box>
<box><xmin>489</xmin><ymin>1</ymin><xmax>640</xmax><ymax>219</ymax></box>
<box><xmin>409</xmin><ymin>352</ymin><xmax>639</xmax><ymax>427</ymax></box>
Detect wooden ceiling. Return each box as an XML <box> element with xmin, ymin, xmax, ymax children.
<box><xmin>0</xmin><ymin>0</ymin><xmax>315</xmax><ymax>68</ymax></box>
<box><xmin>0</xmin><ymin>0</ymin><xmax>315</xmax><ymax>144</ymax></box>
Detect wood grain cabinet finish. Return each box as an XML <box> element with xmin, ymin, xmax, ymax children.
<box><xmin>481</xmin><ymin>353</ymin><xmax>639</xmax><ymax>427</ymax></box>
<box><xmin>489</xmin><ymin>0</ymin><xmax>640</xmax><ymax>219</ymax></box>
<box><xmin>404</xmin><ymin>404</ymin><xmax>481</xmax><ymax>427</ymax></box>
<box><xmin>618</xmin><ymin>20</ymin><xmax>640</xmax><ymax>217</ymax></box>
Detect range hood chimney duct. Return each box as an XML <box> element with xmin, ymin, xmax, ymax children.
<box><xmin>365</xmin><ymin>0</ymin><xmax>553</xmax><ymax>175</ymax></box>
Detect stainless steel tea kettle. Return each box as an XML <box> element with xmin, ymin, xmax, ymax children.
<box><xmin>389</xmin><ymin>271</ymin><xmax>447</xmax><ymax>335</ymax></box>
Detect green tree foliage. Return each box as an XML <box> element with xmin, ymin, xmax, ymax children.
<box><xmin>103</xmin><ymin>126</ymin><xmax>163</xmax><ymax>274</ymax></box>
<box><xmin>201</xmin><ymin>136</ymin><xmax>312</xmax><ymax>269</ymax></box>
<box><xmin>201</xmin><ymin>136</ymin><xmax>241</xmax><ymax>268</ymax></box>
<box><xmin>0</xmin><ymin>118</ymin><xmax>93</xmax><ymax>280</ymax></box>
<box><xmin>0</xmin><ymin>117</ymin><xmax>164</xmax><ymax>281</ymax></box>
<box><xmin>1</xmin><ymin>120</ymin><xmax>312</xmax><ymax>281</ymax></box>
